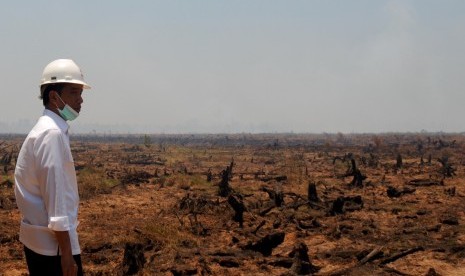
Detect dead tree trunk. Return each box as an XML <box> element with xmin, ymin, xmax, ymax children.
<box><xmin>261</xmin><ymin>183</ymin><xmax>284</xmax><ymax>207</ymax></box>
<box><xmin>330</xmin><ymin>197</ymin><xmax>345</xmax><ymax>215</ymax></box>
<box><xmin>219</xmin><ymin>167</ymin><xmax>232</xmax><ymax>197</ymax></box>
<box><xmin>438</xmin><ymin>156</ymin><xmax>456</xmax><ymax>178</ymax></box>
<box><xmin>274</xmin><ymin>184</ymin><xmax>284</xmax><ymax>207</ymax></box>
<box><xmin>227</xmin><ymin>194</ymin><xmax>245</xmax><ymax>227</ymax></box>
<box><xmin>308</xmin><ymin>182</ymin><xmax>320</xmax><ymax>202</ymax></box>
<box><xmin>228</xmin><ymin>159</ymin><xmax>234</xmax><ymax>180</ymax></box>
<box><xmin>380</xmin><ymin>246</ymin><xmax>424</xmax><ymax>265</ymax></box>
<box><xmin>206</xmin><ymin>169</ymin><xmax>212</xmax><ymax>182</ymax></box>
<box><xmin>244</xmin><ymin>232</ymin><xmax>285</xmax><ymax>256</ymax></box>
<box><xmin>396</xmin><ymin>154</ymin><xmax>403</xmax><ymax>169</ymax></box>
<box><xmin>120</xmin><ymin>243</ymin><xmax>146</xmax><ymax>275</ymax></box>
<box><xmin>289</xmin><ymin>242</ymin><xmax>319</xmax><ymax>275</ymax></box>
<box><xmin>330</xmin><ymin>195</ymin><xmax>363</xmax><ymax>215</ymax></box>
<box><xmin>348</xmin><ymin>159</ymin><xmax>366</xmax><ymax>188</ymax></box>
<box><xmin>387</xmin><ymin>186</ymin><xmax>416</xmax><ymax>198</ymax></box>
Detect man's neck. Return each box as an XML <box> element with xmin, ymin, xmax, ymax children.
<box><xmin>45</xmin><ymin>106</ymin><xmax>62</xmax><ymax>119</ymax></box>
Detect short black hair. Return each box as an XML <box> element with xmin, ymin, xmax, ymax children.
<box><xmin>40</xmin><ymin>83</ymin><xmax>65</xmax><ymax>106</ymax></box>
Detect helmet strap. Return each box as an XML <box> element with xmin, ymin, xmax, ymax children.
<box><xmin>53</xmin><ymin>91</ymin><xmax>66</xmax><ymax>110</ymax></box>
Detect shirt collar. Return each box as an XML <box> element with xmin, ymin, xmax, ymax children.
<box><xmin>43</xmin><ymin>109</ymin><xmax>70</xmax><ymax>134</ymax></box>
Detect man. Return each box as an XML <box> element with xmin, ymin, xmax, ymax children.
<box><xmin>15</xmin><ymin>59</ymin><xmax>91</xmax><ymax>276</ymax></box>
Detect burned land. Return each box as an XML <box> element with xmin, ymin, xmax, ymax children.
<box><xmin>1</xmin><ymin>133</ymin><xmax>465</xmax><ymax>275</ymax></box>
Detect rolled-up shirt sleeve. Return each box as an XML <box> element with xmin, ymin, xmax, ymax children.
<box><xmin>35</xmin><ymin>129</ymin><xmax>73</xmax><ymax>232</ymax></box>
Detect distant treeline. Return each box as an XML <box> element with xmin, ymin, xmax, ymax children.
<box><xmin>1</xmin><ymin>132</ymin><xmax>463</xmax><ymax>148</ymax></box>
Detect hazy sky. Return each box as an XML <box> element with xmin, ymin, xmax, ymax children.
<box><xmin>1</xmin><ymin>1</ymin><xmax>464</xmax><ymax>134</ymax></box>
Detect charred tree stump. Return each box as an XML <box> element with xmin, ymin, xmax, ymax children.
<box><xmin>330</xmin><ymin>195</ymin><xmax>363</xmax><ymax>215</ymax></box>
<box><xmin>307</xmin><ymin>182</ymin><xmax>320</xmax><ymax>202</ymax></box>
<box><xmin>396</xmin><ymin>154</ymin><xmax>403</xmax><ymax>169</ymax></box>
<box><xmin>227</xmin><ymin>194</ymin><xmax>245</xmax><ymax>227</ymax></box>
<box><xmin>387</xmin><ymin>186</ymin><xmax>402</xmax><ymax>198</ymax></box>
<box><xmin>344</xmin><ymin>195</ymin><xmax>363</xmax><ymax>212</ymax></box>
<box><xmin>438</xmin><ymin>156</ymin><xmax>456</xmax><ymax>178</ymax></box>
<box><xmin>206</xmin><ymin>169</ymin><xmax>212</xmax><ymax>182</ymax></box>
<box><xmin>218</xmin><ymin>167</ymin><xmax>232</xmax><ymax>197</ymax></box>
<box><xmin>120</xmin><ymin>243</ymin><xmax>146</xmax><ymax>275</ymax></box>
<box><xmin>261</xmin><ymin>184</ymin><xmax>284</xmax><ymax>207</ymax></box>
<box><xmin>330</xmin><ymin>197</ymin><xmax>345</xmax><ymax>215</ymax></box>
<box><xmin>345</xmin><ymin>158</ymin><xmax>366</xmax><ymax>188</ymax></box>
<box><xmin>273</xmin><ymin>183</ymin><xmax>284</xmax><ymax>207</ymax></box>
<box><xmin>245</xmin><ymin>232</ymin><xmax>285</xmax><ymax>256</ymax></box>
<box><xmin>289</xmin><ymin>242</ymin><xmax>319</xmax><ymax>275</ymax></box>
<box><xmin>445</xmin><ymin>186</ymin><xmax>456</xmax><ymax>196</ymax></box>
<box><xmin>274</xmin><ymin>191</ymin><xmax>284</xmax><ymax>207</ymax></box>
<box><xmin>228</xmin><ymin>159</ymin><xmax>235</xmax><ymax>180</ymax></box>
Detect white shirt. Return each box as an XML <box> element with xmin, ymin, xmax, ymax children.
<box><xmin>14</xmin><ymin>109</ymin><xmax>80</xmax><ymax>256</ymax></box>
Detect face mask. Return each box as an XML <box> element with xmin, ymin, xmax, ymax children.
<box><xmin>55</xmin><ymin>94</ymin><xmax>79</xmax><ymax>121</ymax></box>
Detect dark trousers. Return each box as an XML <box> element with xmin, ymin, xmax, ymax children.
<box><xmin>24</xmin><ymin>246</ymin><xmax>83</xmax><ymax>276</ymax></box>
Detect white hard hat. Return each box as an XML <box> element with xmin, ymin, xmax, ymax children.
<box><xmin>40</xmin><ymin>59</ymin><xmax>91</xmax><ymax>89</ymax></box>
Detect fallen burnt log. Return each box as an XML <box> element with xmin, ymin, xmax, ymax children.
<box><xmin>170</xmin><ymin>266</ymin><xmax>198</xmax><ymax>276</ymax></box>
<box><xmin>120</xmin><ymin>169</ymin><xmax>153</xmax><ymax>185</ymax></box>
<box><xmin>440</xmin><ymin>215</ymin><xmax>459</xmax><ymax>225</ymax></box>
<box><xmin>297</xmin><ymin>218</ymin><xmax>321</xmax><ymax>230</ymax></box>
<box><xmin>125</xmin><ymin>153</ymin><xmax>166</xmax><ymax>165</ymax></box>
<box><xmin>259</xmin><ymin>202</ymin><xmax>276</xmax><ymax>216</ymax></box>
<box><xmin>408</xmin><ymin>179</ymin><xmax>443</xmax><ymax>187</ymax></box>
<box><xmin>252</xmin><ymin>220</ymin><xmax>266</xmax><ymax>235</ymax></box>
<box><xmin>320</xmin><ymin>246</ymin><xmax>384</xmax><ymax>276</ymax></box>
<box><xmin>380</xmin><ymin>246</ymin><xmax>424</xmax><ymax>265</ymax></box>
<box><xmin>265</xmin><ymin>257</ymin><xmax>293</xmax><ymax>268</ymax></box>
<box><xmin>127</xmin><ymin>159</ymin><xmax>166</xmax><ymax>166</ymax></box>
<box><xmin>359</xmin><ymin>246</ymin><xmax>384</xmax><ymax>265</ymax></box>
<box><xmin>285</xmin><ymin>192</ymin><xmax>326</xmax><ymax>210</ymax></box>
<box><xmin>211</xmin><ymin>256</ymin><xmax>240</xmax><ymax>268</ymax></box>
<box><xmin>257</xmin><ymin>175</ymin><xmax>288</xmax><ymax>182</ymax></box>
<box><xmin>330</xmin><ymin>195</ymin><xmax>363</xmax><ymax>215</ymax></box>
<box><xmin>387</xmin><ymin>186</ymin><xmax>416</xmax><ymax>198</ymax></box>
<box><xmin>243</xmin><ymin>232</ymin><xmax>285</xmax><ymax>256</ymax></box>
